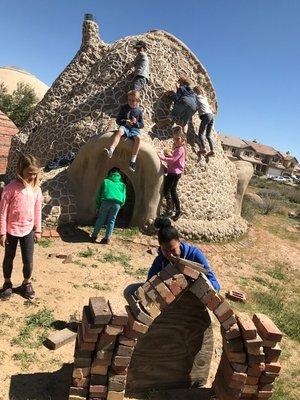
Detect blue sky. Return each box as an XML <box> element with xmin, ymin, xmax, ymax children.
<box><xmin>1</xmin><ymin>0</ymin><xmax>299</xmax><ymax>159</ymax></box>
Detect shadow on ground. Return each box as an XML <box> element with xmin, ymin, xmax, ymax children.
<box><xmin>9</xmin><ymin>363</ymin><xmax>72</xmax><ymax>400</ymax></box>
<box><xmin>57</xmin><ymin>225</ymin><xmax>91</xmax><ymax>243</ymax></box>
<box><xmin>127</xmin><ymin>387</ymin><xmax>214</xmax><ymax>400</ymax></box>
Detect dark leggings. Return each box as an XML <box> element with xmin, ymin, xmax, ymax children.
<box><xmin>2</xmin><ymin>230</ymin><xmax>34</xmax><ymax>280</ymax></box>
<box><xmin>198</xmin><ymin>113</ymin><xmax>214</xmax><ymax>151</ymax></box>
<box><xmin>164</xmin><ymin>173</ymin><xmax>181</xmax><ymax>213</ymax></box>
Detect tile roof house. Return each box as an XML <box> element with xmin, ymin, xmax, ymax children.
<box><xmin>219</xmin><ymin>133</ymin><xmax>298</xmax><ymax>177</ymax></box>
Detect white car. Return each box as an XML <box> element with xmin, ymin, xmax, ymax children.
<box><xmin>273</xmin><ymin>176</ymin><xmax>286</xmax><ymax>182</ymax></box>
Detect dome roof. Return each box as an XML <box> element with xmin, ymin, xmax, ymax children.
<box><xmin>0</xmin><ymin>110</ymin><xmax>18</xmax><ymax>132</ymax></box>
<box><xmin>0</xmin><ymin>66</ymin><xmax>49</xmax><ymax>101</ymax></box>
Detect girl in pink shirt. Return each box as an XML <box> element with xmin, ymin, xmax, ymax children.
<box><xmin>159</xmin><ymin>126</ymin><xmax>186</xmax><ymax>221</ymax></box>
<box><xmin>0</xmin><ymin>155</ymin><xmax>43</xmax><ymax>301</ymax></box>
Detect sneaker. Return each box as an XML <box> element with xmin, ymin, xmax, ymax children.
<box><xmin>0</xmin><ymin>281</ymin><xmax>13</xmax><ymax>301</ymax></box>
<box><xmin>129</xmin><ymin>161</ymin><xmax>136</xmax><ymax>172</ymax></box>
<box><xmin>104</xmin><ymin>148</ymin><xmax>113</xmax><ymax>158</ymax></box>
<box><xmin>172</xmin><ymin>211</ymin><xmax>183</xmax><ymax>221</ymax></box>
<box><xmin>206</xmin><ymin>151</ymin><xmax>215</xmax><ymax>157</ymax></box>
<box><xmin>100</xmin><ymin>238</ymin><xmax>110</xmax><ymax>245</ymax></box>
<box><xmin>21</xmin><ymin>282</ymin><xmax>35</xmax><ymax>300</ymax></box>
<box><xmin>91</xmin><ymin>235</ymin><xmax>97</xmax><ymax>243</ymax></box>
<box><xmin>198</xmin><ymin>149</ymin><xmax>206</xmax><ymax>156</ymax></box>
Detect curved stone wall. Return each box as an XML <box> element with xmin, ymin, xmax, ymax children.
<box><xmin>69</xmin><ymin>257</ymin><xmax>283</xmax><ymax>400</ymax></box>
<box><xmin>7</xmin><ymin>16</ymin><xmax>249</xmax><ymax>240</ymax></box>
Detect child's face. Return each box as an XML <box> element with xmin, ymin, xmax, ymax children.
<box><xmin>128</xmin><ymin>95</ymin><xmax>139</xmax><ymax>108</ymax></box>
<box><xmin>160</xmin><ymin>239</ymin><xmax>181</xmax><ymax>261</ymax></box>
<box><xmin>173</xmin><ymin>135</ymin><xmax>184</xmax><ymax>146</ymax></box>
<box><xmin>22</xmin><ymin>166</ymin><xmax>39</xmax><ymax>184</ymax></box>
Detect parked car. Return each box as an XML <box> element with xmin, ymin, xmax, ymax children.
<box><xmin>273</xmin><ymin>176</ymin><xmax>286</xmax><ymax>182</ymax></box>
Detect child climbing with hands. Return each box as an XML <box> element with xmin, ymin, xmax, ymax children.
<box><xmin>0</xmin><ymin>154</ymin><xmax>43</xmax><ymax>301</ymax></box>
<box><xmin>159</xmin><ymin>126</ymin><xmax>186</xmax><ymax>221</ymax></box>
<box><xmin>105</xmin><ymin>90</ymin><xmax>144</xmax><ymax>172</ymax></box>
<box><xmin>194</xmin><ymin>85</ymin><xmax>215</xmax><ymax>157</ymax></box>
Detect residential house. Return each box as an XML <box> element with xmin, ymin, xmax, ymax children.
<box><xmin>219</xmin><ymin>133</ymin><xmax>299</xmax><ymax>177</ymax></box>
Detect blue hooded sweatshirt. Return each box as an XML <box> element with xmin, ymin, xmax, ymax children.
<box><xmin>147</xmin><ymin>241</ymin><xmax>220</xmax><ymax>292</ymax></box>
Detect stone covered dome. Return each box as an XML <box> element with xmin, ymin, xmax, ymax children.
<box><xmin>0</xmin><ymin>66</ymin><xmax>49</xmax><ymax>101</ymax></box>
<box><xmin>7</xmin><ymin>15</ymin><xmax>249</xmax><ymax>241</ymax></box>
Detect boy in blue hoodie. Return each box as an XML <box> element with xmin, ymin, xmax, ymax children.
<box><xmin>91</xmin><ymin>168</ymin><xmax>126</xmax><ymax>244</ymax></box>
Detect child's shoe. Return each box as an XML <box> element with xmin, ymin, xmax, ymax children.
<box><xmin>198</xmin><ymin>149</ymin><xmax>206</xmax><ymax>156</ymax></box>
<box><xmin>21</xmin><ymin>282</ymin><xmax>35</xmax><ymax>300</ymax></box>
<box><xmin>100</xmin><ymin>238</ymin><xmax>110</xmax><ymax>245</ymax></box>
<box><xmin>206</xmin><ymin>151</ymin><xmax>215</xmax><ymax>157</ymax></box>
<box><xmin>0</xmin><ymin>281</ymin><xmax>13</xmax><ymax>301</ymax></box>
<box><xmin>104</xmin><ymin>148</ymin><xmax>113</xmax><ymax>158</ymax></box>
<box><xmin>129</xmin><ymin>161</ymin><xmax>136</xmax><ymax>172</ymax></box>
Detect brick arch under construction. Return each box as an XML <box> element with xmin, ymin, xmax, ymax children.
<box><xmin>69</xmin><ymin>257</ymin><xmax>283</xmax><ymax>400</ymax></box>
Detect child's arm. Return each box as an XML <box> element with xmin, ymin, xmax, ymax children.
<box><xmin>171</xmin><ymin>87</ymin><xmax>184</xmax><ymax>102</ymax></box>
<box><xmin>34</xmin><ymin>189</ymin><xmax>43</xmax><ymax>240</ymax></box>
<box><xmin>160</xmin><ymin>147</ymin><xmax>183</xmax><ymax>165</ymax></box>
<box><xmin>133</xmin><ymin>110</ymin><xmax>144</xmax><ymax>129</ymax></box>
<box><xmin>116</xmin><ymin>105</ymin><xmax>127</xmax><ymax>126</ymax></box>
<box><xmin>95</xmin><ymin>182</ymin><xmax>105</xmax><ymax>210</ymax></box>
<box><xmin>0</xmin><ymin>185</ymin><xmax>12</xmax><ymax>241</ymax></box>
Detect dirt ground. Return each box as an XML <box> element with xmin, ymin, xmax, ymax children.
<box><xmin>0</xmin><ymin>217</ymin><xmax>299</xmax><ymax>400</ymax></box>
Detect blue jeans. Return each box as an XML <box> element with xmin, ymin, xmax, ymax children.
<box><xmin>171</xmin><ymin>102</ymin><xmax>196</xmax><ymax>125</ymax></box>
<box><xmin>92</xmin><ymin>200</ymin><xmax>121</xmax><ymax>239</ymax></box>
<box><xmin>198</xmin><ymin>113</ymin><xmax>214</xmax><ymax>151</ymax></box>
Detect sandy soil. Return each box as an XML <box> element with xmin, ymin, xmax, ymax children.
<box><xmin>0</xmin><ymin>219</ymin><xmax>299</xmax><ymax>400</ymax></box>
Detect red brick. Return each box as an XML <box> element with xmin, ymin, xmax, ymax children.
<box><xmin>108</xmin><ymin>299</ymin><xmax>128</xmax><ymax>326</ymax></box>
<box><xmin>125</xmin><ymin>305</ymin><xmax>148</xmax><ymax>335</ymax></box>
<box><xmin>222</xmin><ymin>314</ymin><xmax>237</xmax><ymax>331</ymax></box>
<box><xmin>254</xmin><ymin>390</ymin><xmax>273</xmax><ymax>399</ymax></box>
<box><xmin>104</xmin><ymin>324</ymin><xmax>124</xmax><ymax>336</ymax></box>
<box><xmin>176</xmin><ymin>263</ymin><xmax>200</xmax><ymax>279</ymax></box>
<box><xmin>118</xmin><ymin>335</ymin><xmax>136</xmax><ymax>347</ymax></box>
<box><xmin>142</xmin><ymin>281</ymin><xmax>166</xmax><ymax>310</ymax></box>
<box><xmin>253</xmin><ymin>314</ymin><xmax>283</xmax><ymax>342</ymax></box>
<box><xmin>247</xmin><ymin>363</ymin><xmax>265</xmax><ymax>377</ymax></box>
<box><xmin>264</xmin><ymin>343</ymin><xmax>281</xmax><ymax>363</ymax></box>
<box><xmin>50</xmin><ymin>229</ymin><xmax>60</xmax><ymax>238</ymax></box>
<box><xmin>242</xmin><ymin>384</ymin><xmax>258</xmax><ymax>394</ymax></box>
<box><xmin>223</xmin><ymin>339</ymin><xmax>247</xmax><ymax>363</ymax></box>
<box><xmin>149</xmin><ymin>275</ymin><xmax>175</xmax><ymax>304</ymax></box>
<box><xmin>112</xmin><ymin>355</ymin><xmax>131</xmax><ymax>367</ymax></box>
<box><xmin>89</xmin><ymin>385</ymin><xmax>107</xmax><ymax>396</ymax></box>
<box><xmin>226</xmin><ymin>290</ymin><xmax>246</xmax><ymax>303</ymax></box>
<box><xmin>231</xmin><ymin>362</ymin><xmax>248</xmax><ymax>373</ymax></box>
<box><xmin>264</xmin><ymin>362</ymin><xmax>281</xmax><ymax>373</ymax></box>
<box><xmin>82</xmin><ymin>322</ymin><xmax>99</xmax><ymax>343</ymax></box>
<box><xmin>42</xmin><ymin>229</ymin><xmax>51</xmax><ymax>238</ymax></box>
<box><xmin>248</xmin><ymin>349</ymin><xmax>265</xmax><ymax>365</ymax></box>
<box><xmin>206</xmin><ymin>292</ymin><xmax>223</xmax><ymax>311</ymax></box>
<box><xmin>73</xmin><ymin>377</ymin><xmax>90</xmax><ymax>388</ymax></box>
<box><xmin>89</xmin><ymin>297</ymin><xmax>112</xmax><ymax>325</ymax></box>
<box><xmin>259</xmin><ymin>372</ymin><xmax>279</xmax><ymax>384</ymax></box>
<box><xmin>221</xmin><ymin>324</ymin><xmax>242</xmax><ymax>340</ymax></box>
<box><xmin>134</xmin><ymin>285</ymin><xmax>161</xmax><ymax>318</ymax></box>
<box><xmin>158</xmin><ymin>268</ymin><xmax>182</xmax><ymax>296</ymax></box>
<box><xmin>246</xmin><ymin>375</ymin><xmax>259</xmax><ymax>385</ymax></box>
<box><xmin>245</xmin><ymin>335</ymin><xmax>263</xmax><ymax>355</ymax></box>
<box><xmin>236</xmin><ymin>313</ymin><xmax>257</xmax><ymax>340</ymax></box>
<box><xmin>214</xmin><ymin>300</ymin><xmax>234</xmax><ymax>323</ymax></box>
<box><xmin>126</xmin><ymin>294</ymin><xmax>153</xmax><ymax>326</ymax></box>
<box><xmin>77</xmin><ymin>326</ymin><xmax>96</xmax><ymax>351</ymax></box>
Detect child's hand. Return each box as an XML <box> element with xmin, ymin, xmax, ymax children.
<box><xmin>126</xmin><ymin>119</ymin><xmax>133</xmax><ymax>126</ymax></box>
<box><xmin>34</xmin><ymin>233</ymin><xmax>41</xmax><ymax>243</ymax></box>
<box><xmin>0</xmin><ymin>234</ymin><xmax>7</xmax><ymax>247</ymax></box>
<box><xmin>131</xmin><ymin>116</ymin><xmax>137</xmax><ymax>124</ymax></box>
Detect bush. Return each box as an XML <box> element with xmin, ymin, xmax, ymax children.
<box><xmin>261</xmin><ymin>196</ymin><xmax>277</xmax><ymax>215</ymax></box>
<box><xmin>242</xmin><ymin>197</ymin><xmax>260</xmax><ymax>221</ymax></box>
<box><xmin>258</xmin><ymin>189</ymin><xmax>281</xmax><ymax>200</ymax></box>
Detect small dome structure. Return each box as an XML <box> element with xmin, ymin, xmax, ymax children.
<box><xmin>0</xmin><ymin>66</ymin><xmax>49</xmax><ymax>101</ymax></box>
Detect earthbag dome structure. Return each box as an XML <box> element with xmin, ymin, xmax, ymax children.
<box><xmin>7</xmin><ymin>14</ymin><xmax>252</xmax><ymax>241</ymax></box>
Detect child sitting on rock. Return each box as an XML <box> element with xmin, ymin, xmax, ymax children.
<box><xmin>104</xmin><ymin>90</ymin><xmax>144</xmax><ymax>172</ymax></box>
<box><xmin>194</xmin><ymin>85</ymin><xmax>215</xmax><ymax>157</ymax></box>
<box><xmin>159</xmin><ymin>126</ymin><xmax>186</xmax><ymax>221</ymax></box>
<box><xmin>132</xmin><ymin>40</ymin><xmax>150</xmax><ymax>91</ymax></box>
<box><xmin>91</xmin><ymin>168</ymin><xmax>126</xmax><ymax>244</ymax></box>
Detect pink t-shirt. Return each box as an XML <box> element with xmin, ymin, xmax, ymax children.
<box><xmin>0</xmin><ymin>180</ymin><xmax>43</xmax><ymax>237</ymax></box>
<box><xmin>160</xmin><ymin>146</ymin><xmax>185</xmax><ymax>174</ymax></box>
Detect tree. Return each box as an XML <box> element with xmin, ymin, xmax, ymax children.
<box><xmin>0</xmin><ymin>81</ymin><xmax>38</xmax><ymax>127</ymax></box>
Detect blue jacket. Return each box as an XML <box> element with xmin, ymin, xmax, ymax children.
<box><xmin>172</xmin><ymin>85</ymin><xmax>197</xmax><ymax>111</ymax></box>
<box><xmin>147</xmin><ymin>241</ymin><xmax>221</xmax><ymax>292</ymax></box>
<box><xmin>116</xmin><ymin>104</ymin><xmax>144</xmax><ymax>129</ymax></box>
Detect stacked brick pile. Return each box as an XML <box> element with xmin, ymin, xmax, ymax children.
<box><xmin>69</xmin><ymin>257</ymin><xmax>283</xmax><ymax>400</ymax></box>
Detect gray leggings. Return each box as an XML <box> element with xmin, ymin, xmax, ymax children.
<box><xmin>2</xmin><ymin>230</ymin><xmax>34</xmax><ymax>280</ymax></box>
<box><xmin>198</xmin><ymin>113</ymin><xmax>214</xmax><ymax>151</ymax></box>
